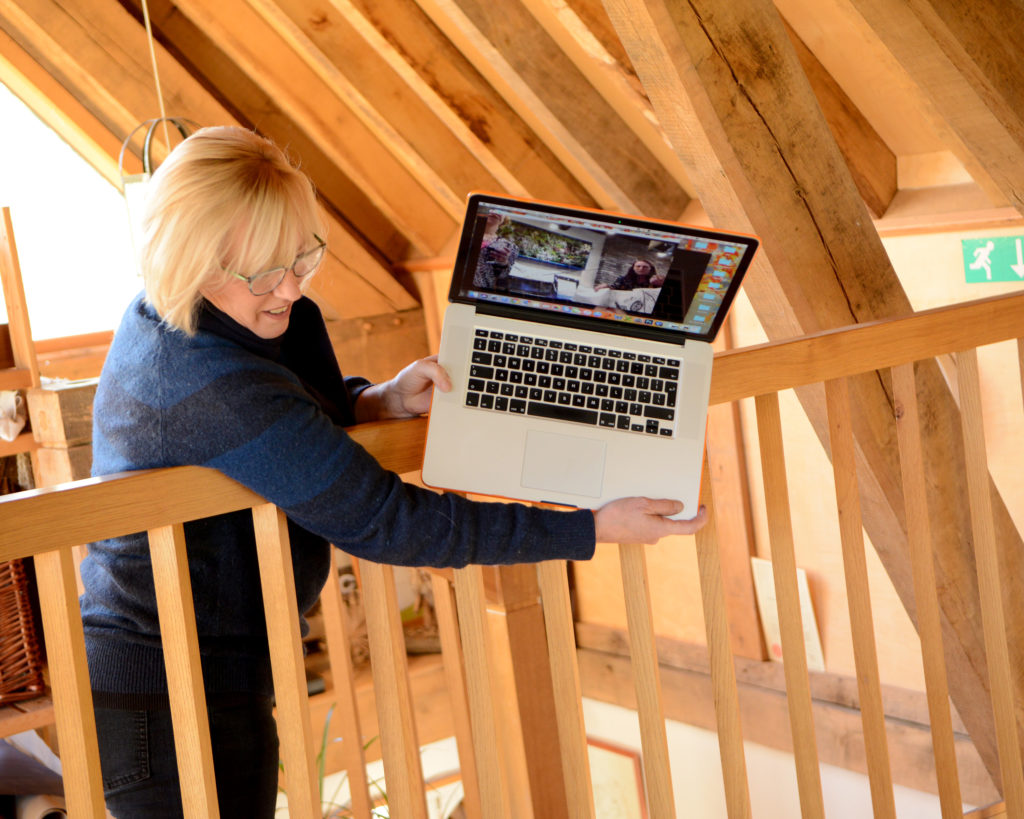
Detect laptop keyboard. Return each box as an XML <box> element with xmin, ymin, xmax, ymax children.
<box><xmin>464</xmin><ymin>328</ymin><xmax>679</xmax><ymax>436</ymax></box>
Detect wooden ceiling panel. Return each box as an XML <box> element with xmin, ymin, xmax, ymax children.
<box><xmin>518</xmin><ymin>0</ymin><xmax>695</xmax><ymax>198</ymax></box>
<box><xmin>772</xmin><ymin>0</ymin><xmax>946</xmax><ymax>158</ymax></box>
<box><xmin>0</xmin><ymin>0</ymin><xmax>154</xmax><ymax>131</ymax></box>
<box><xmin>918</xmin><ymin>0</ymin><xmax>1024</xmax><ymax>149</ymax></box>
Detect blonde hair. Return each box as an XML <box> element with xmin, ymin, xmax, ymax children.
<box><xmin>140</xmin><ymin>126</ymin><xmax>326</xmax><ymax>334</ymax></box>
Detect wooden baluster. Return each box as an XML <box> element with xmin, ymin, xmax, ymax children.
<box><xmin>251</xmin><ymin>504</ymin><xmax>319</xmax><ymax>819</ymax></box>
<box><xmin>824</xmin><ymin>378</ymin><xmax>895</xmax><ymax>817</ymax></box>
<box><xmin>619</xmin><ymin>542</ymin><xmax>675</xmax><ymax>817</ymax></box>
<box><xmin>431</xmin><ymin>570</ymin><xmax>484</xmax><ymax>819</ymax></box>
<box><xmin>359</xmin><ymin>558</ymin><xmax>429</xmax><ymax>819</ymax></box>
<box><xmin>32</xmin><ymin>547</ymin><xmax>107</xmax><ymax>818</ymax></box>
<box><xmin>957</xmin><ymin>349</ymin><xmax>1024</xmax><ymax>815</ymax></box>
<box><xmin>148</xmin><ymin>523</ymin><xmax>219</xmax><ymax>819</ymax></box>
<box><xmin>536</xmin><ymin>559</ymin><xmax>595</xmax><ymax>819</ymax></box>
<box><xmin>892</xmin><ymin>362</ymin><xmax>963</xmax><ymax>818</ymax></box>
<box><xmin>319</xmin><ymin>549</ymin><xmax>372</xmax><ymax>817</ymax></box>
<box><xmin>452</xmin><ymin>564</ymin><xmax>511</xmax><ymax>817</ymax></box>
<box><xmin>693</xmin><ymin>457</ymin><xmax>751</xmax><ymax>819</ymax></box>
<box><xmin>754</xmin><ymin>391</ymin><xmax>825</xmax><ymax>818</ymax></box>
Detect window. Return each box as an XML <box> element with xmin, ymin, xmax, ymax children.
<box><xmin>0</xmin><ymin>82</ymin><xmax>140</xmax><ymax>339</ymax></box>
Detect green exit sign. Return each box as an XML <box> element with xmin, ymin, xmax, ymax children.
<box><xmin>962</xmin><ymin>236</ymin><xmax>1024</xmax><ymax>283</ymax></box>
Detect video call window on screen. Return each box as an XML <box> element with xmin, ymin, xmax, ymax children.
<box><xmin>464</xmin><ymin>205</ymin><xmax>739</xmax><ymax>333</ymax></box>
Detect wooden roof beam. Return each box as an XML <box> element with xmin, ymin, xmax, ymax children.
<box><xmin>340</xmin><ymin>0</ymin><xmax>597</xmax><ymax>210</ymax></box>
<box><xmin>0</xmin><ymin>0</ymin><xmax>187</xmax><ymax>163</ymax></box>
<box><xmin>261</xmin><ymin>0</ymin><xmax>527</xmax><ymax>200</ymax></box>
<box><xmin>782</xmin><ymin>19</ymin><xmax>897</xmax><ymax>219</ymax></box>
<box><xmin>4</xmin><ymin>0</ymin><xmax>416</xmax><ymax>317</ymax></box>
<box><xmin>165</xmin><ymin>0</ymin><xmax>455</xmax><ymax>258</ymax></box>
<box><xmin>0</xmin><ymin>27</ymin><xmax>129</xmax><ymax>188</ymax></box>
<box><xmin>517</xmin><ymin>0</ymin><xmax>697</xmax><ymax>201</ymax></box>
<box><xmin>130</xmin><ymin>0</ymin><xmax>420</xmax><ymax>269</ymax></box>
<box><xmin>411</xmin><ymin>0</ymin><xmax>690</xmax><ymax>219</ymax></box>
<box><xmin>845</xmin><ymin>0</ymin><xmax>1024</xmax><ymax>212</ymax></box>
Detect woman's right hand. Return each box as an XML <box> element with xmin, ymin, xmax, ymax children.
<box><xmin>592</xmin><ymin>498</ymin><xmax>708</xmax><ymax>544</ymax></box>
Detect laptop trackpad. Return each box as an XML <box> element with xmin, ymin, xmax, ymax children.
<box><xmin>521</xmin><ymin>430</ymin><xmax>605</xmax><ymax>499</ymax></box>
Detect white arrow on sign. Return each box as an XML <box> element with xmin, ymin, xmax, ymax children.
<box><xmin>1014</xmin><ymin>238</ymin><xmax>1024</xmax><ymax>278</ymax></box>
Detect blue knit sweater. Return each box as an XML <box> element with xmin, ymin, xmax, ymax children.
<box><xmin>81</xmin><ymin>294</ymin><xmax>595</xmax><ymax>705</ymax></box>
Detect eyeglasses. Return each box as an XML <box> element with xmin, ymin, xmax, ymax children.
<box><xmin>226</xmin><ymin>235</ymin><xmax>327</xmax><ymax>295</ymax></box>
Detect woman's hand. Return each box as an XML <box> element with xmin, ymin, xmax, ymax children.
<box><xmin>355</xmin><ymin>355</ymin><xmax>452</xmax><ymax>422</ymax></box>
<box><xmin>593</xmin><ymin>498</ymin><xmax>708</xmax><ymax>544</ymax></box>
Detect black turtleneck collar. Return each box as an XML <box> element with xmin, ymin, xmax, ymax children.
<box><xmin>196</xmin><ymin>298</ymin><xmax>286</xmax><ymax>362</ymax></box>
<box><xmin>196</xmin><ymin>297</ymin><xmax>360</xmax><ymax>427</ymax></box>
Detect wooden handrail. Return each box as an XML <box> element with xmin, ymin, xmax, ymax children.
<box><xmin>0</xmin><ymin>417</ymin><xmax>427</xmax><ymax>562</ymax></box>
<box><xmin>710</xmin><ymin>290</ymin><xmax>1024</xmax><ymax>403</ymax></box>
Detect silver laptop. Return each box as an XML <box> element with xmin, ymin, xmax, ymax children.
<box><xmin>422</xmin><ymin>193</ymin><xmax>758</xmax><ymax>519</ymax></box>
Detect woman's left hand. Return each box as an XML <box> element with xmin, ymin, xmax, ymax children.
<box><xmin>355</xmin><ymin>355</ymin><xmax>452</xmax><ymax>422</ymax></box>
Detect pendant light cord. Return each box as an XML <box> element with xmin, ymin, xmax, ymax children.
<box><xmin>140</xmin><ymin>0</ymin><xmax>171</xmax><ymax>152</ymax></box>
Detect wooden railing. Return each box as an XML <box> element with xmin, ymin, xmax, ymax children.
<box><xmin>1</xmin><ymin>289</ymin><xmax>1023</xmax><ymax>817</ymax></box>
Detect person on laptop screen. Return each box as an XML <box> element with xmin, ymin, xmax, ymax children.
<box><xmin>594</xmin><ymin>257</ymin><xmax>661</xmax><ymax>291</ymax></box>
<box><xmin>472</xmin><ymin>211</ymin><xmax>520</xmax><ymax>291</ymax></box>
<box><xmin>81</xmin><ymin>126</ymin><xmax>708</xmax><ymax>819</ymax></box>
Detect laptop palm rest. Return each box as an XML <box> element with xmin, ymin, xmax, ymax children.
<box><xmin>521</xmin><ymin>430</ymin><xmax>605</xmax><ymax>498</ymax></box>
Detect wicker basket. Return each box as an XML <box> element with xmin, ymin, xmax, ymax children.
<box><xmin>0</xmin><ymin>558</ymin><xmax>46</xmax><ymax>704</ymax></box>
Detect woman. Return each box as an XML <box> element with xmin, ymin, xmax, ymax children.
<box><xmin>472</xmin><ymin>211</ymin><xmax>519</xmax><ymax>291</ymax></box>
<box><xmin>82</xmin><ymin>126</ymin><xmax>706</xmax><ymax>818</ymax></box>
<box><xmin>595</xmin><ymin>257</ymin><xmax>660</xmax><ymax>291</ymax></box>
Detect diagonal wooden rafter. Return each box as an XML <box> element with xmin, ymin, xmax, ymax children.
<box><xmin>0</xmin><ymin>27</ymin><xmax>131</xmax><ymax>187</ymax></box>
<box><xmin>844</xmin><ymin>0</ymin><xmax>1024</xmax><ymax>211</ymax></box>
<box><xmin>337</xmin><ymin>0</ymin><xmax>599</xmax><ymax>212</ymax></box>
<box><xmin>773</xmin><ymin>0</ymin><xmax>1015</xmax><ymax>218</ymax></box>
<box><xmin>130</xmin><ymin>0</ymin><xmax>427</xmax><ymax>265</ymax></box>
<box><xmin>516</xmin><ymin>0</ymin><xmax>696</xmax><ymax>199</ymax></box>
<box><xmin>781</xmin><ymin>20</ymin><xmax>897</xmax><ymax>219</ymax></box>
<box><xmin>569</xmin><ymin>0</ymin><xmax>899</xmax><ymax>221</ymax></box>
<box><xmin>164</xmin><ymin>0</ymin><xmax>455</xmax><ymax>258</ymax></box>
<box><xmin>1</xmin><ymin>0</ymin><xmax>419</xmax><ymax>318</ymax></box>
<box><xmin>0</xmin><ymin>0</ymin><xmax>186</xmax><ymax>163</ymax></box>
<box><xmin>259</xmin><ymin>0</ymin><xmax>527</xmax><ymax>201</ymax></box>
<box><xmin>411</xmin><ymin>0</ymin><xmax>690</xmax><ymax>219</ymax></box>
<box><xmin>604</xmin><ymin>0</ymin><xmax>1024</xmax><ymax>785</ymax></box>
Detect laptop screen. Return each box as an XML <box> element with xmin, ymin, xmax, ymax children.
<box><xmin>447</xmin><ymin>193</ymin><xmax>759</xmax><ymax>345</ymax></box>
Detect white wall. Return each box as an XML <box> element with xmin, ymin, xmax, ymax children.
<box><xmin>582</xmin><ymin>698</ymin><xmax>971</xmax><ymax>818</ymax></box>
